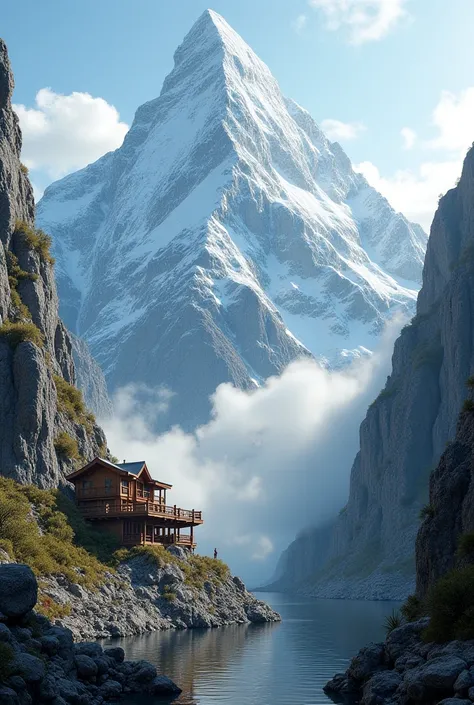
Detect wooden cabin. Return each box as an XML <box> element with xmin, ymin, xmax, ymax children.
<box><xmin>66</xmin><ymin>458</ymin><xmax>203</xmax><ymax>549</ymax></box>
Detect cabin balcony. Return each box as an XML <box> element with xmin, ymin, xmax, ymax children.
<box><xmin>77</xmin><ymin>499</ymin><xmax>203</xmax><ymax>525</ymax></box>
<box><xmin>122</xmin><ymin>532</ymin><xmax>196</xmax><ymax>549</ymax></box>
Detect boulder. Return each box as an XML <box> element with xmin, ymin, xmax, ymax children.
<box><xmin>385</xmin><ymin>619</ymin><xmax>429</xmax><ymax>662</ymax></box>
<box><xmin>0</xmin><ymin>566</ymin><xmax>37</xmax><ymax>619</ymax></box>
<box><xmin>39</xmin><ymin>674</ymin><xmax>59</xmax><ymax>701</ymax></box>
<box><xmin>74</xmin><ymin>642</ymin><xmax>103</xmax><ymax>658</ymax></box>
<box><xmin>361</xmin><ymin>671</ymin><xmax>401</xmax><ymax>705</ymax></box>
<box><xmin>455</xmin><ymin>669</ymin><xmax>474</xmax><ymax>694</ymax></box>
<box><xmin>99</xmin><ymin>680</ymin><xmax>122</xmax><ymax>699</ymax></box>
<box><xmin>0</xmin><ymin>686</ymin><xmax>19</xmax><ymax>705</ymax></box>
<box><xmin>148</xmin><ymin>675</ymin><xmax>182</xmax><ymax>694</ymax></box>
<box><xmin>11</xmin><ymin>653</ymin><xmax>45</xmax><ymax>683</ymax></box>
<box><xmin>438</xmin><ymin>700</ymin><xmax>471</xmax><ymax>705</ymax></box>
<box><xmin>348</xmin><ymin>643</ymin><xmax>386</xmax><ymax>682</ymax></box>
<box><xmin>133</xmin><ymin>661</ymin><xmax>157</xmax><ymax>683</ymax></box>
<box><xmin>103</xmin><ymin>647</ymin><xmax>124</xmax><ymax>664</ymax></box>
<box><xmin>75</xmin><ymin>654</ymin><xmax>98</xmax><ymax>679</ymax></box>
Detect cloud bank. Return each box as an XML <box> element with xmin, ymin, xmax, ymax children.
<box><xmin>321</xmin><ymin>118</ymin><xmax>366</xmax><ymax>141</ymax></box>
<box><xmin>309</xmin><ymin>0</ymin><xmax>410</xmax><ymax>45</ymax></box>
<box><xmin>356</xmin><ymin>86</ymin><xmax>474</xmax><ymax>232</ymax></box>
<box><xmin>14</xmin><ymin>88</ymin><xmax>129</xmax><ymax>196</ymax></box>
<box><xmin>101</xmin><ymin>319</ymin><xmax>404</xmax><ymax>584</ymax></box>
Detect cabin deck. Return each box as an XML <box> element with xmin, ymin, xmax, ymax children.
<box><xmin>78</xmin><ymin>499</ymin><xmax>203</xmax><ymax>525</ymax></box>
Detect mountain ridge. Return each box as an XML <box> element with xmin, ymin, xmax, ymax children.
<box><xmin>37</xmin><ymin>10</ymin><xmax>427</xmax><ymax>431</ymax></box>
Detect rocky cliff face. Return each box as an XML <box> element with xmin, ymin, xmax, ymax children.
<box><xmin>37</xmin><ymin>10</ymin><xmax>426</xmax><ymax>432</ymax></box>
<box><xmin>276</xmin><ymin>146</ymin><xmax>474</xmax><ymax>599</ymax></box>
<box><xmin>416</xmin><ymin>406</ymin><xmax>474</xmax><ymax>598</ymax></box>
<box><xmin>0</xmin><ymin>38</ymin><xmax>106</xmax><ymax>488</ymax></box>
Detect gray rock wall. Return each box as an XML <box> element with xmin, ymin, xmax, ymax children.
<box><xmin>0</xmin><ymin>38</ymin><xmax>106</xmax><ymax>488</ymax></box>
<box><xmin>276</xmin><ymin>147</ymin><xmax>474</xmax><ymax>598</ymax></box>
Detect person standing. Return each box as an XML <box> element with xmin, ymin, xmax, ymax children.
<box><xmin>214</xmin><ymin>548</ymin><xmax>218</xmax><ymax>559</ymax></box>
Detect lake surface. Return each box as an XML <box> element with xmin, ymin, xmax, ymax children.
<box><xmin>104</xmin><ymin>593</ymin><xmax>401</xmax><ymax>705</ymax></box>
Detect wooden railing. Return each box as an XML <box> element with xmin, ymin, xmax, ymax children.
<box><xmin>78</xmin><ymin>500</ymin><xmax>203</xmax><ymax>523</ymax></box>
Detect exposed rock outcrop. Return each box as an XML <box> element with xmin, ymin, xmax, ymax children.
<box><xmin>416</xmin><ymin>402</ymin><xmax>474</xmax><ymax>598</ymax></box>
<box><xmin>276</xmin><ymin>146</ymin><xmax>474</xmax><ymax>598</ymax></box>
<box><xmin>0</xmin><ymin>38</ymin><xmax>106</xmax><ymax>488</ymax></box>
<box><xmin>38</xmin><ymin>549</ymin><xmax>281</xmax><ymax>640</ymax></box>
<box><xmin>325</xmin><ymin>619</ymin><xmax>474</xmax><ymax>705</ymax></box>
<box><xmin>0</xmin><ymin>563</ymin><xmax>181</xmax><ymax>703</ymax></box>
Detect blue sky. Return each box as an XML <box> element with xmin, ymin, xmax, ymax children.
<box><xmin>2</xmin><ymin>0</ymin><xmax>474</xmax><ymax>230</ymax></box>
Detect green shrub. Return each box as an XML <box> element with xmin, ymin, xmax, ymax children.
<box><xmin>14</xmin><ymin>220</ymin><xmax>54</xmax><ymax>264</ymax></box>
<box><xmin>467</xmin><ymin>376</ymin><xmax>474</xmax><ymax>389</ymax></box>
<box><xmin>19</xmin><ymin>163</ymin><xmax>29</xmax><ymax>175</ymax></box>
<box><xmin>458</xmin><ymin>532</ymin><xmax>474</xmax><ymax>558</ymax></box>
<box><xmin>401</xmin><ymin>594</ymin><xmax>425</xmax><ymax>622</ymax></box>
<box><xmin>0</xmin><ymin>642</ymin><xmax>14</xmax><ymax>682</ymax></box>
<box><xmin>384</xmin><ymin>610</ymin><xmax>403</xmax><ymax>636</ymax></box>
<box><xmin>53</xmin><ymin>375</ymin><xmax>95</xmax><ymax>432</ymax></box>
<box><xmin>463</xmin><ymin>398</ymin><xmax>474</xmax><ymax>412</ymax></box>
<box><xmin>36</xmin><ymin>594</ymin><xmax>72</xmax><ymax>621</ymax></box>
<box><xmin>162</xmin><ymin>585</ymin><xmax>177</xmax><ymax>602</ymax></box>
<box><xmin>0</xmin><ymin>477</ymin><xmax>108</xmax><ymax>588</ymax></box>
<box><xmin>424</xmin><ymin>566</ymin><xmax>474</xmax><ymax>642</ymax></box>
<box><xmin>54</xmin><ymin>432</ymin><xmax>79</xmax><ymax>460</ymax></box>
<box><xmin>9</xmin><ymin>288</ymin><xmax>30</xmax><ymax>320</ymax></box>
<box><xmin>0</xmin><ymin>320</ymin><xmax>44</xmax><ymax>347</ymax></box>
<box><xmin>419</xmin><ymin>504</ymin><xmax>435</xmax><ymax>520</ymax></box>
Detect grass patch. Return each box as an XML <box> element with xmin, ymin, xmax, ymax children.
<box><xmin>14</xmin><ymin>220</ymin><xmax>54</xmax><ymax>264</ymax></box>
<box><xmin>19</xmin><ymin>163</ymin><xmax>29</xmax><ymax>175</ymax></box>
<box><xmin>54</xmin><ymin>432</ymin><xmax>79</xmax><ymax>460</ymax></box>
<box><xmin>53</xmin><ymin>375</ymin><xmax>95</xmax><ymax>431</ymax></box>
<box><xmin>419</xmin><ymin>504</ymin><xmax>435</xmax><ymax>520</ymax></box>
<box><xmin>457</xmin><ymin>532</ymin><xmax>474</xmax><ymax>558</ymax></box>
<box><xmin>126</xmin><ymin>545</ymin><xmax>230</xmax><ymax>590</ymax></box>
<box><xmin>384</xmin><ymin>610</ymin><xmax>403</xmax><ymax>636</ymax></box>
<box><xmin>36</xmin><ymin>594</ymin><xmax>72</xmax><ymax>621</ymax></box>
<box><xmin>0</xmin><ymin>477</ymin><xmax>108</xmax><ymax>588</ymax></box>
<box><xmin>0</xmin><ymin>320</ymin><xmax>44</xmax><ymax>348</ymax></box>
<box><xmin>424</xmin><ymin>566</ymin><xmax>474</xmax><ymax>642</ymax></box>
<box><xmin>401</xmin><ymin>594</ymin><xmax>425</xmax><ymax>622</ymax></box>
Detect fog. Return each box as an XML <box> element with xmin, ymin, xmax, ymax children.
<box><xmin>101</xmin><ymin>319</ymin><xmax>403</xmax><ymax>585</ymax></box>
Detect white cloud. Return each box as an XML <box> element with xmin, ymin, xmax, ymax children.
<box><xmin>401</xmin><ymin>127</ymin><xmax>417</xmax><ymax>150</ymax></box>
<box><xmin>101</xmin><ymin>320</ymin><xmax>403</xmax><ymax>584</ymax></box>
<box><xmin>427</xmin><ymin>88</ymin><xmax>474</xmax><ymax>153</ymax></box>
<box><xmin>356</xmin><ymin>86</ymin><xmax>474</xmax><ymax>231</ymax></box>
<box><xmin>292</xmin><ymin>14</ymin><xmax>308</xmax><ymax>32</ymax></box>
<box><xmin>321</xmin><ymin>118</ymin><xmax>366</xmax><ymax>141</ymax></box>
<box><xmin>309</xmin><ymin>0</ymin><xmax>409</xmax><ymax>45</ymax></box>
<box><xmin>14</xmin><ymin>88</ymin><xmax>129</xmax><ymax>180</ymax></box>
<box><xmin>355</xmin><ymin>158</ymin><xmax>461</xmax><ymax>232</ymax></box>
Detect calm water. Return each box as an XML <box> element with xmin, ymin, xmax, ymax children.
<box><xmin>103</xmin><ymin>593</ymin><xmax>401</xmax><ymax>705</ymax></box>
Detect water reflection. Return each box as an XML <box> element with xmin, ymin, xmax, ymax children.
<box><xmin>102</xmin><ymin>593</ymin><xmax>400</xmax><ymax>705</ymax></box>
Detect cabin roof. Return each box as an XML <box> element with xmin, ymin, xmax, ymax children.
<box><xmin>115</xmin><ymin>461</ymin><xmax>145</xmax><ymax>476</ymax></box>
<box><xmin>65</xmin><ymin>457</ymin><xmax>172</xmax><ymax>489</ymax></box>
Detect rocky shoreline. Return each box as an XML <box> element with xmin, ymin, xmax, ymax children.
<box><xmin>0</xmin><ymin>563</ymin><xmax>182</xmax><ymax>704</ymax></box>
<box><xmin>325</xmin><ymin>618</ymin><xmax>474</xmax><ymax>705</ymax></box>
<box><xmin>37</xmin><ymin>547</ymin><xmax>280</xmax><ymax>641</ymax></box>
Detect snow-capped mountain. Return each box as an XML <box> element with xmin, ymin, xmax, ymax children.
<box><xmin>37</xmin><ymin>9</ymin><xmax>427</xmax><ymax>430</ymax></box>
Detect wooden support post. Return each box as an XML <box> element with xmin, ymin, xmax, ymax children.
<box><xmin>143</xmin><ymin>522</ymin><xmax>146</xmax><ymax>545</ymax></box>
<box><xmin>190</xmin><ymin>525</ymin><xmax>194</xmax><ymax>546</ymax></box>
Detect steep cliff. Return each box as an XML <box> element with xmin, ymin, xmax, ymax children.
<box><xmin>0</xmin><ymin>38</ymin><xmax>106</xmax><ymax>488</ymax></box>
<box><xmin>276</xmin><ymin>145</ymin><xmax>474</xmax><ymax>598</ymax></box>
<box><xmin>415</xmin><ymin>404</ymin><xmax>474</xmax><ymax>598</ymax></box>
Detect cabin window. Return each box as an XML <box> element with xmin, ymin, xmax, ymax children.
<box><xmin>121</xmin><ymin>480</ymin><xmax>129</xmax><ymax>495</ymax></box>
<box><xmin>82</xmin><ymin>480</ymin><xmax>92</xmax><ymax>492</ymax></box>
<box><xmin>104</xmin><ymin>478</ymin><xmax>113</xmax><ymax>494</ymax></box>
<box><xmin>137</xmin><ymin>482</ymin><xmax>143</xmax><ymax>497</ymax></box>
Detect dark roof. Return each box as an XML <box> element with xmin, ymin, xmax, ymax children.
<box><xmin>116</xmin><ymin>461</ymin><xmax>145</xmax><ymax>476</ymax></box>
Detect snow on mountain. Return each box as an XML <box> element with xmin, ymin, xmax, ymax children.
<box><xmin>37</xmin><ymin>9</ymin><xmax>427</xmax><ymax>430</ymax></box>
